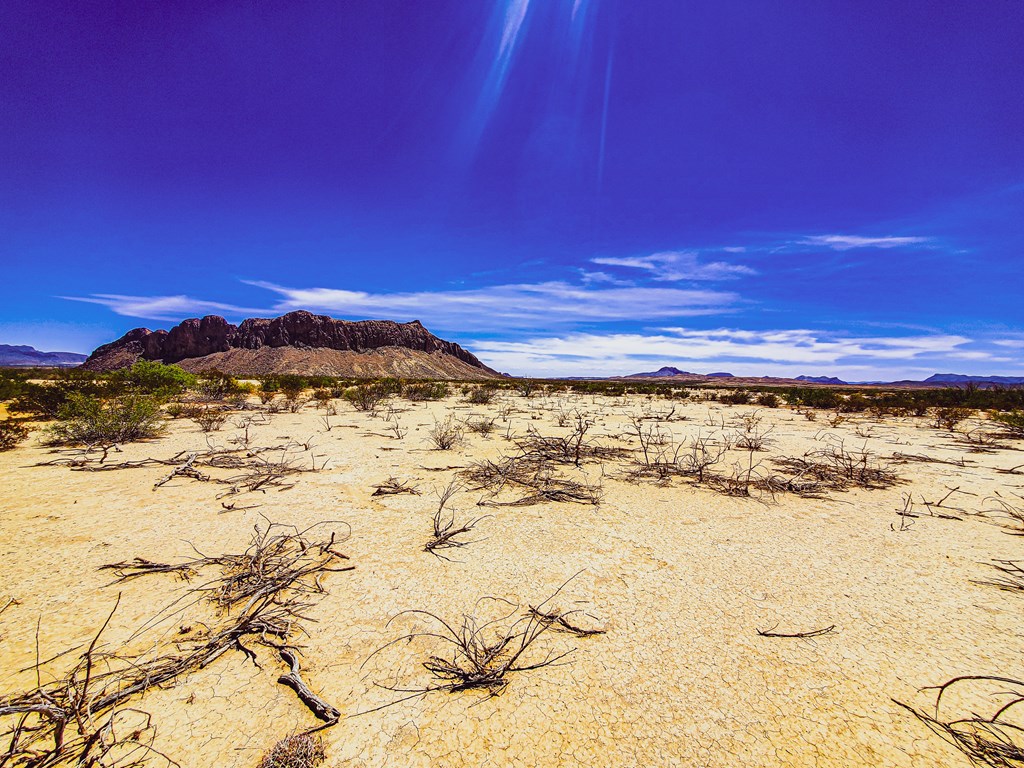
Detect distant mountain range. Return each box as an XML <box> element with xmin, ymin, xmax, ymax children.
<box><xmin>0</xmin><ymin>344</ymin><xmax>87</xmax><ymax>367</ymax></box>
<box><xmin>624</xmin><ymin>367</ymin><xmax>1024</xmax><ymax>387</ymax></box>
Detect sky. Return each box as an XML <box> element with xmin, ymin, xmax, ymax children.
<box><xmin>2</xmin><ymin>0</ymin><xmax>1023</xmax><ymax>380</ymax></box>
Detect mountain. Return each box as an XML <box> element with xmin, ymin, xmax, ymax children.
<box><xmin>0</xmin><ymin>344</ymin><xmax>87</xmax><ymax>367</ymax></box>
<box><xmin>796</xmin><ymin>375</ymin><xmax>847</xmax><ymax>385</ymax></box>
<box><xmin>629</xmin><ymin>366</ymin><xmax>697</xmax><ymax>378</ymax></box>
<box><xmin>626</xmin><ymin>367</ymin><xmax>735</xmax><ymax>379</ymax></box>
<box><xmin>924</xmin><ymin>373</ymin><xmax>1024</xmax><ymax>386</ymax></box>
<box><xmin>82</xmin><ymin>311</ymin><xmax>499</xmax><ymax>379</ymax></box>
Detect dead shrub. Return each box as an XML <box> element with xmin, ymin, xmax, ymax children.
<box><xmin>257</xmin><ymin>733</ymin><xmax>326</xmax><ymax>768</ymax></box>
<box><xmin>428</xmin><ymin>416</ymin><xmax>464</xmax><ymax>450</ymax></box>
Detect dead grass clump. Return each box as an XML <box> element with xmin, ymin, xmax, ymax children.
<box><xmin>364</xmin><ymin>577</ymin><xmax>599</xmax><ymax>706</ymax></box>
<box><xmin>462</xmin><ymin>457</ymin><xmax>601</xmax><ymax>506</ymax></box>
<box><xmin>465</xmin><ymin>416</ymin><xmax>497</xmax><ymax>435</ymax></box>
<box><xmin>976</xmin><ymin>560</ymin><xmax>1024</xmax><ymax>593</ymax></box>
<box><xmin>425</xmin><ymin>481</ymin><xmax>489</xmax><ymax>558</ymax></box>
<box><xmin>770</xmin><ymin>440</ymin><xmax>899</xmax><ymax>495</ymax></box>
<box><xmin>0</xmin><ymin>419</ymin><xmax>29</xmax><ymax>451</ymax></box>
<box><xmin>258</xmin><ymin>734</ymin><xmax>326</xmax><ymax>768</ymax></box>
<box><xmin>895</xmin><ymin>676</ymin><xmax>1024</xmax><ymax>768</ymax></box>
<box><xmin>980</xmin><ymin>494</ymin><xmax>1024</xmax><ymax>535</ymax></box>
<box><xmin>428</xmin><ymin>416</ymin><xmax>464</xmax><ymax>450</ymax></box>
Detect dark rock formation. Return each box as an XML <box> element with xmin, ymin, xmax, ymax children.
<box><xmin>83</xmin><ymin>311</ymin><xmax>498</xmax><ymax>379</ymax></box>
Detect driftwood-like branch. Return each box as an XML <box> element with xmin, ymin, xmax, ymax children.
<box><xmin>277</xmin><ymin>650</ymin><xmax>340</xmax><ymax>723</ymax></box>
<box><xmin>757</xmin><ymin>624</ymin><xmax>836</xmax><ymax>638</ymax></box>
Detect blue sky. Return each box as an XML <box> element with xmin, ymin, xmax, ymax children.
<box><xmin>2</xmin><ymin>0</ymin><xmax>1022</xmax><ymax>379</ymax></box>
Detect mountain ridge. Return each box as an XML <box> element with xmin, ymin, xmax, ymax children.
<box><xmin>82</xmin><ymin>311</ymin><xmax>499</xmax><ymax>379</ymax></box>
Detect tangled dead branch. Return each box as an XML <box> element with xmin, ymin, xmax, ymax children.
<box><xmin>895</xmin><ymin>675</ymin><xmax>1024</xmax><ymax>767</ymax></box>
<box><xmin>362</xmin><ymin>575</ymin><xmax>602</xmax><ymax>710</ymax></box>
<box><xmin>424</xmin><ymin>482</ymin><xmax>489</xmax><ymax>558</ymax></box>
<box><xmin>1</xmin><ymin>522</ymin><xmax>352</xmax><ymax>765</ymax></box>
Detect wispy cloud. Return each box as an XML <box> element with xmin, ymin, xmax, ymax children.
<box><xmin>591</xmin><ymin>251</ymin><xmax>755</xmax><ymax>281</ymax></box>
<box><xmin>472</xmin><ymin>327</ymin><xmax>986</xmax><ymax>378</ymax></box>
<box><xmin>63</xmin><ymin>279</ymin><xmax>741</xmax><ymax>330</ymax></box>
<box><xmin>61</xmin><ymin>294</ymin><xmax>264</xmax><ymax>322</ymax></box>
<box><xmin>797</xmin><ymin>235</ymin><xmax>933</xmax><ymax>251</ymax></box>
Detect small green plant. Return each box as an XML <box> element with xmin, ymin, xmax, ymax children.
<box><xmin>755</xmin><ymin>392</ymin><xmax>780</xmax><ymax>408</ymax></box>
<box><xmin>0</xmin><ymin>420</ymin><xmax>29</xmax><ymax>451</ymax></box>
<box><xmin>47</xmin><ymin>393</ymin><xmax>165</xmax><ymax>445</ymax></box>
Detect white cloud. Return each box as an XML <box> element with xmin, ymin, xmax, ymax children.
<box><xmin>62</xmin><ymin>280</ymin><xmax>741</xmax><ymax>330</ymax></box>
<box><xmin>798</xmin><ymin>235</ymin><xmax>932</xmax><ymax>251</ymax></box>
<box><xmin>592</xmin><ymin>251</ymin><xmax>755</xmax><ymax>281</ymax></box>
<box><xmin>62</xmin><ymin>294</ymin><xmax>263</xmax><ymax>322</ymax></box>
<box><xmin>472</xmin><ymin>327</ymin><xmax>983</xmax><ymax>378</ymax></box>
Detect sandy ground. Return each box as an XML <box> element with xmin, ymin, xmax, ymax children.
<box><xmin>2</xmin><ymin>391</ymin><xmax>1023</xmax><ymax>767</ymax></box>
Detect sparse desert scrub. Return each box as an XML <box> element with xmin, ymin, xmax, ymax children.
<box><xmin>992</xmin><ymin>409</ymin><xmax>1024</xmax><ymax>438</ymax></box>
<box><xmin>465</xmin><ymin>415</ymin><xmax>497</xmax><ymax>434</ymax></box>
<box><xmin>1</xmin><ymin>521</ymin><xmax>351</xmax><ymax>765</ymax></box>
<box><xmin>770</xmin><ymin>440</ymin><xmax>899</xmax><ymax>495</ymax></box>
<box><xmin>364</xmin><ymin>578</ymin><xmax>601</xmax><ymax>704</ymax></box>
<box><xmin>344</xmin><ymin>383</ymin><xmax>388</xmax><ymax>413</ymax></box>
<box><xmin>934</xmin><ymin>407</ymin><xmax>975</xmax><ymax>431</ymax></box>
<box><xmin>192</xmin><ymin>406</ymin><xmax>228</xmax><ymax>432</ymax></box>
<box><xmin>402</xmin><ymin>381</ymin><xmax>449</xmax><ymax>401</ymax></box>
<box><xmin>465</xmin><ymin>384</ymin><xmax>499</xmax><ymax>405</ymax></box>
<box><xmin>0</xmin><ymin>419</ymin><xmax>29</xmax><ymax>451</ymax></box>
<box><xmin>46</xmin><ymin>392</ymin><xmax>165</xmax><ymax>445</ymax></box>
<box><xmin>427</xmin><ymin>415</ymin><xmax>464</xmax><ymax>450</ymax></box>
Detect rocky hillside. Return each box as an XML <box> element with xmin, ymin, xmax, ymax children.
<box><xmin>82</xmin><ymin>311</ymin><xmax>499</xmax><ymax>379</ymax></box>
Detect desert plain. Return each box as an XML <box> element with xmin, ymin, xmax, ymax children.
<box><xmin>2</xmin><ymin>386</ymin><xmax>1023</xmax><ymax>767</ymax></box>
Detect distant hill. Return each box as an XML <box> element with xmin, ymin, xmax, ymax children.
<box><xmin>796</xmin><ymin>375</ymin><xmax>847</xmax><ymax>385</ymax></box>
<box><xmin>629</xmin><ymin>366</ymin><xmax>698</xmax><ymax>378</ymax></box>
<box><xmin>0</xmin><ymin>344</ymin><xmax>87</xmax><ymax>367</ymax></box>
<box><xmin>82</xmin><ymin>311</ymin><xmax>499</xmax><ymax>380</ymax></box>
<box><xmin>924</xmin><ymin>373</ymin><xmax>1024</xmax><ymax>385</ymax></box>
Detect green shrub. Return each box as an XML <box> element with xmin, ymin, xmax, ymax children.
<box><xmin>110</xmin><ymin>360</ymin><xmax>195</xmax><ymax>397</ymax></box>
<box><xmin>719</xmin><ymin>390</ymin><xmax>751</xmax><ymax>405</ymax></box>
<box><xmin>0</xmin><ymin>371</ymin><xmax>28</xmax><ymax>402</ymax></box>
<box><xmin>47</xmin><ymin>393</ymin><xmax>165</xmax><ymax>445</ymax></box>
<box><xmin>403</xmin><ymin>381</ymin><xmax>449</xmax><ymax>401</ymax></box>
<box><xmin>195</xmin><ymin>369</ymin><xmax>242</xmax><ymax>400</ymax></box>
<box><xmin>465</xmin><ymin>385</ymin><xmax>498</xmax><ymax>405</ymax></box>
<box><xmin>755</xmin><ymin>392</ymin><xmax>780</xmax><ymax>408</ymax></box>
<box><xmin>0</xmin><ymin>420</ymin><xmax>29</xmax><ymax>451</ymax></box>
<box><xmin>344</xmin><ymin>383</ymin><xmax>387</xmax><ymax>412</ymax></box>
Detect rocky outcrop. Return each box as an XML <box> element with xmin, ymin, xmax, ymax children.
<box><xmin>83</xmin><ymin>311</ymin><xmax>499</xmax><ymax>379</ymax></box>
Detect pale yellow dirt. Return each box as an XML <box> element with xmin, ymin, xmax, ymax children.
<box><xmin>2</xmin><ymin>393</ymin><xmax>1023</xmax><ymax>767</ymax></box>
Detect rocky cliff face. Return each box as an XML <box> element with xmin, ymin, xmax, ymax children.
<box><xmin>83</xmin><ymin>311</ymin><xmax>498</xmax><ymax>378</ymax></box>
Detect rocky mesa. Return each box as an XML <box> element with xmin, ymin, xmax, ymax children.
<box><xmin>82</xmin><ymin>311</ymin><xmax>500</xmax><ymax>379</ymax></box>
